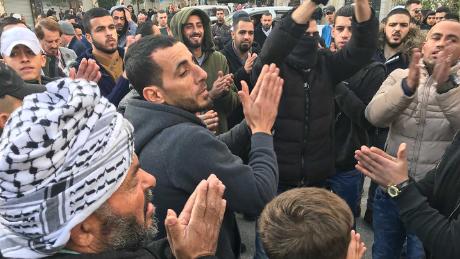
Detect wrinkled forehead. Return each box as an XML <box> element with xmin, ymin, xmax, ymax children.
<box><xmin>428</xmin><ymin>21</ymin><xmax>460</xmax><ymax>39</ymax></box>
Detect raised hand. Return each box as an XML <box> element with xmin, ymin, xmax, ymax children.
<box><xmin>354</xmin><ymin>143</ymin><xmax>409</xmax><ymax>188</ymax></box>
<box><xmin>239</xmin><ymin>63</ymin><xmax>284</xmax><ymax>135</ymax></box>
<box><xmin>244</xmin><ymin>53</ymin><xmax>258</xmax><ymax>74</ymax></box>
<box><xmin>209</xmin><ymin>71</ymin><xmax>234</xmax><ymax>100</ymax></box>
<box><xmin>69</xmin><ymin>58</ymin><xmax>101</xmax><ymax>82</ymax></box>
<box><xmin>196</xmin><ymin>110</ymin><xmax>219</xmax><ymax>134</ymax></box>
<box><xmin>406</xmin><ymin>48</ymin><xmax>422</xmax><ymax>92</ymax></box>
<box><xmin>433</xmin><ymin>49</ymin><xmax>453</xmax><ymax>86</ymax></box>
<box><xmin>346</xmin><ymin>230</ymin><xmax>367</xmax><ymax>259</ymax></box>
<box><xmin>165</xmin><ymin>174</ymin><xmax>226</xmax><ymax>259</ymax></box>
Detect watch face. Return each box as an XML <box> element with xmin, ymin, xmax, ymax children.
<box><xmin>387</xmin><ymin>185</ymin><xmax>400</xmax><ymax>198</ymax></box>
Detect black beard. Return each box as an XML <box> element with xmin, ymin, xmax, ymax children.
<box><xmin>386</xmin><ymin>40</ymin><xmax>402</xmax><ymax>49</ymax></box>
<box><xmin>238</xmin><ymin>42</ymin><xmax>251</xmax><ymax>53</ymax></box>
<box><xmin>92</xmin><ymin>38</ymin><xmax>117</xmax><ymax>54</ymax></box>
<box><xmin>183</xmin><ymin>35</ymin><xmax>202</xmax><ymax>49</ymax></box>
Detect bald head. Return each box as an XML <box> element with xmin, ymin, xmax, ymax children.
<box><xmin>423</xmin><ymin>20</ymin><xmax>460</xmax><ymax>66</ymax></box>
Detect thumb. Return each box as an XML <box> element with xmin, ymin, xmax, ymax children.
<box><xmin>217</xmin><ymin>71</ymin><xmax>224</xmax><ymax>79</ymax></box>
<box><xmin>69</xmin><ymin>67</ymin><xmax>76</xmax><ymax>80</ymax></box>
<box><xmin>397</xmin><ymin>143</ymin><xmax>407</xmax><ymax>161</ymax></box>
<box><xmin>165</xmin><ymin>209</ymin><xmax>181</xmax><ymax>240</ymax></box>
<box><xmin>238</xmin><ymin>81</ymin><xmax>251</xmax><ymax>108</ymax></box>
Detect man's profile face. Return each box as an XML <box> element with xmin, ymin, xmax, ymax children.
<box><xmin>40</xmin><ymin>28</ymin><xmax>61</xmax><ymax>56</ymax></box>
<box><xmin>152</xmin><ymin>42</ymin><xmax>211</xmax><ymax>112</ymax></box>
<box><xmin>182</xmin><ymin>15</ymin><xmax>204</xmax><ymax>50</ymax></box>
<box><xmin>260</xmin><ymin>15</ymin><xmax>272</xmax><ymax>30</ymax></box>
<box><xmin>422</xmin><ymin>21</ymin><xmax>460</xmax><ymax>66</ymax></box>
<box><xmin>112</xmin><ymin>9</ymin><xmax>126</xmax><ymax>33</ymax></box>
<box><xmin>158</xmin><ymin>13</ymin><xmax>168</xmax><ymax>27</ymax></box>
<box><xmin>88</xmin><ymin>16</ymin><xmax>118</xmax><ymax>54</ymax></box>
<box><xmin>384</xmin><ymin>14</ymin><xmax>410</xmax><ymax>48</ymax></box>
<box><xmin>407</xmin><ymin>3</ymin><xmax>422</xmax><ymax>22</ymax></box>
<box><xmin>75</xmin><ymin>28</ymin><xmax>83</xmax><ymax>40</ymax></box>
<box><xmin>332</xmin><ymin>16</ymin><xmax>352</xmax><ymax>50</ymax></box>
<box><xmin>90</xmin><ymin>155</ymin><xmax>158</xmax><ymax>251</ymax></box>
<box><xmin>216</xmin><ymin>10</ymin><xmax>225</xmax><ymax>23</ymax></box>
<box><xmin>3</xmin><ymin>45</ymin><xmax>46</xmax><ymax>81</ymax></box>
<box><xmin>435</xmin><ymin>12</ymin><xmax>447</xmax><ymax>23</ymax></box>
<box><xmin>233</xmin><ymin>21</ymin><xmax>254</xmax><ymax>53</ymax></box>
<box><xmin>426</xmin><ymin>14</ymin><xmax>436</xmax><ymax>26</ymax></box>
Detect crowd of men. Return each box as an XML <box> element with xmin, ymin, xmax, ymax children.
<box><xmin>0</xmin><ymin>0</ymin><xmax>459</xmax><ymax>258</ymax></box>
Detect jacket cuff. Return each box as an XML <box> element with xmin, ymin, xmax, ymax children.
<box><xmin>251</xmin><ymin>132</ymin><xmax>274</xmax><ymax>150</ymax></box>
<box><xmin>401</xmin><ymin>78</ymin><xmax>415</xmax><ymax>96</ymax></box>
<box><xmin>394</xmin><ymin>182</ymin><xmax>427</xmax><ymax>216</ymax></box>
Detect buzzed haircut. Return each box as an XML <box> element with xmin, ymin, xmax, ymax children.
<box><xmin>158</xmin><ymin>10</ymin><xmax>166</xmax><ymax>14</ymax></box>
<box><xmin>405</xmin><ymin>0</ymin><xmax>421</xmax><ymax>7</ymax></box>
<box><xmin>334</xmin><ymin>5</ymin><xmax>354</xmax><ymax>23</ymax></box>
<box><xmin>216</xmin><ymin>8</ymin><xmax>225</xmax><ymax>13</ymax></box>
<box><xmin>233</xmin><ymin>17</ymin><xmax>253</xmax><ymax>31</ymax></box>
<box><xmin>82</xmin><ymin>7</ymin><xmax>110</xmax><ymax>33</ymax></box>
<box><xmin>259</xmin><ymin>187</ymin><xmax>353</xmax><ymax>259</ymax></box>
<box><xmin>125</xmin><ymin>35</ymin><xmax>177</xmax><ymax>95</ymax></box>
<box><xmin>35</xmin><ymin>18</ymin><xmax>62</xmax><ymax>40</ymax></box>
<box><xmin>262</xmin><ymin>12</ymin><xmax>272</xmax><ymax>17</ymax></box>
<box><xmin>385</xmin><ymin>8</ymin><xmax>411</xmax><ymax>23</ymax></box>
<box><xmin>436</xmin><ymin>6</ymin><xmax>450</xmax><ymax>14</ymax></box>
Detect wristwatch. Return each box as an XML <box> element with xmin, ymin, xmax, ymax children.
<box><xmin>387</xmin><ymin>179</ymin><xmax>412</xmax><ymax>198</ymax></box>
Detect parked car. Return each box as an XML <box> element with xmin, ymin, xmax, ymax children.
<box><xmin>182</xmin><ymin>5</ymin><xmax>231</xmax><ymax>23</ymax></box>
<box><xmin>226</xmin><ymin>6</ymin><xmax>293</xmax><ymax>27</ymax></box>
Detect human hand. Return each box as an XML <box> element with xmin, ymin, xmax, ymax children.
<box><xmin>239</xmin><ymin>64</ymin><xmax>284</xmax><ymax>135</ymax></box>
<box><xmin>433</xmin><ymin>49</ymin><xmax>454</xmax><ymax>86</ymax></box>
<box><xmin>196</xmin><ymin>110</ymin><xmax>219</xmax><ymax>134</ymax></box>
<box><xmin>209</xmin><ymin>71</ymin><xmax>234</xmax><ymax>100</ymax></box>
<box><xmin>124</xmin><ymin>8</ymin><xmax>132</xmax><ymax>22</ymax></box>
<box><xmin>165</xmin><ymin>174</ymin><xmax>226</xmax><ymax>259</ymax></box>
<box><xmin>69</xmin><ymin>58</ymin><xmax>101</xmax><ymax>82</ymax></box>
<box><xmin>346</xmin><ymin>230</ymin><xmax>366</xmax><ymax>259</ymax></box>
<box><xmin>152</xmin><ymin>24</ymin><xmax>161</xmax><ymax>36</ymax></box>
<box><xmin>355</xmin><ymin>143</ymin><xmax>409</xmax><ymax>188</ymax></box>
<box><xmin>406</xmin><ymin>48</ymin><xmax>422</xmax><ymax>91</ymax></box>
<box><xmin>244</xmin><ymin>53</ymin><xmax>258</xmax><ymax>74</ymax></box>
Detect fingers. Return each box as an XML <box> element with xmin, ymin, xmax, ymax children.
<box><xmin>238</xmin><ymin>81</ymin><xmax>251</xmax><ymax>110</ymax></box>
<box><xmin>217</xmin><ymin>71</ymin><xmax>224</xmax><ymax>79</ymax></box>
<box><xmin>407</xmin><ymin>49</ymin><xmax>422</xmax><ymax>89</ymax></box>
<box><xmin>251</xmin><ymin>64</ymin><xmax>269</xmax><ymax>100</ymax></box>
<box><xmin>178</xmin><ymin>181</ymin><xmax>202</xmax><ymax>224</ymax></box>
<box><xmin>189</xmin><ymin>178</ymin><xmax>209</xmax><ymax>223</ymax></box>
<box><xmin>165</xmin><ymin>209</ymin><xmax>181</xmax><ymax>249</ymax></box>
<box><xmin>396</xmin><ymin>143</ymin><xmax>407</xmax><ymax>161</ymax></box>
<box><xmin>369</xmin><ymin>146</ymin><xmax>396</xmax><ymax>162</ymax></box>
<box><xmin>69</xmin><ymin>67</ymin><xmax>76</xmax><ymax>80</ymax></box>
<box><xmin>255</xmin><ymin>64</ymin><xmax>280</xmax><ymax>103</ymax></box>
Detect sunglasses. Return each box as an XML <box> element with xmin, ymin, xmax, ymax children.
<box><xmin>325</xmin><ymin>12</ymin><xmax>333</xmax><ymax>15</ymax></box>
<box><xmin>305</xmin><ymin>31</ymin><xmax>320</xmax><ymax>37</ymax></box>
<box><xmin>413</xmin><ymin>9</ymin><xmax>421</xmax><ymax>14</ymax></box>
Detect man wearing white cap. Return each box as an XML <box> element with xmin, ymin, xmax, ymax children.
<box><xmin>0</xmin><ymin>27</ymin><xmax>50</xmax><ymax>84</ymax></box>
<box><xmin>0</xmin><ymin>77</ymin><xmax>226</xmax><ymax>259</ymax></box>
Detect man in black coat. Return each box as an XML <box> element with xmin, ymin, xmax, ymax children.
<box><xmin>252</xmin><ymin>0</ymin><xmax>378</xmax><ymax>191</ymax></box>
<box><xmin>254</xmin><ymin>12</ymin><xmax>273</xmax><ymax>48</ymax></box>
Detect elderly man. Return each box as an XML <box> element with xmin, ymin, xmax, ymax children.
<box><xmin>0</xmin><ymin>75</ymin><xmax>226</xmax><ymax>258</ymax></box>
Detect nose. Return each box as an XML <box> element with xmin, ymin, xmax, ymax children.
<box><xmin>194</xmin><ymin>63</ymin><xmax>208</xmax><ymax>82</ymax></box>
<box><xmin>140</xmin><ymin>168</ymin><xmax>156</xmax><ymax>189</ymax></box>
<box><xmin>18</xmin><ymin>52</ymin><xmax>30</xmax><ymax>63</ymax></box>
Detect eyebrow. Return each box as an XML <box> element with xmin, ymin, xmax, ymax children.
<box><xmin>175</xmin><ymin>59</ymin><xmax>188</xmax><ymax>73</ymax></box>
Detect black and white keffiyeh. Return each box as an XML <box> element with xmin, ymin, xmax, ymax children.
<box><xmin>0</xmin><ymin>78</ymin><xmax>134</xmax><ymax>258</ymax></box>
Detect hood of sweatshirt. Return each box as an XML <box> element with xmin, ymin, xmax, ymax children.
<box><xmin>169</xmin><ymin>7</ymin><xmax>215</xmax><ymax>53</ymax></box>
<box><xmin>124</xmin><ymin>98</ymin><xmax>205</xmax><ymax>154</ymax></box>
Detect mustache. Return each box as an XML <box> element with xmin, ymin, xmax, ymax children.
<box><xmin>143</xmin><ymin>189</ymin><xmax>153</xmax><ymax>217</ymax></box>
<box><xmin>189</xmin><ymin>33</ymin><xmax>202</xmax><ymax>38</ymax></box>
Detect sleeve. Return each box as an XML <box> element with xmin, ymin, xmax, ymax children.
<box><xmin>395</xmin><ymin>178</ymin><xmax>460</xmax><ymax>258</ymax></box>
<box><xmin>128</xmin><ymin>20</ymin><xmax>138</xmax><ymax>36</ymax></box>
<box><xmin>217</xmin><ymin>120</ymin><xmax>251</xmax><ymax>157</ymax></box>
<box><xmin>106</xmin><ymin>76</ymin><xmax>131</xmax><ymax>106</ymax></box>
<box><xmin>435</xmin><ymin>85</ymin><xmax>460</xmax><ymax>131</ymax></box>
<box><xmin>251</xmin><ymin>14</ymin><xmax>306</xmax><ymax>86</ymax></box>
<box><xmin>326</xmin><ymin>12</ymin><xmax>379</xmax><ymax>85</ymax></box>
<box><xmin>365</xmin><ymin>69</ymin><xmax>415</xmax><ymax>128</ymax></box>
<box><xmin>334</xmin><ymin>63</ymin><xmax>386</xmax><ymax>129</ymax></box>
<box><xmin>170</xmin><ymin>129</ymin><xmax>279</xmax><ymax>215</ymax></box>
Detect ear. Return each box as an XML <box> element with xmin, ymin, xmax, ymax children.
<box><xmin>231</xmin><ymin>30</ymin><xmax>235</xmax><ymax>40</ymax></box>
<box><xmin>85</xmin><ymin>33</ymin><xmax>92</xmax><ymax>44</ymax></box>
<box><xmin>143</xmin><ymin>86</ymin><xmax>166</xmax><ymax>104</ymax></box>
<box><xmin>66</xmin><ymin>214</ymin><xmax>100</xmax><ymax>251</ymax></box>
<box><xmin>0</xmin><ymin>112</ymin><xmax>10</xmax><ymax>129</ymax></box>
<box><xmin>40</xmin><ymin>54</ymin><xmax>47</xmax><ymax>68</ymax></box>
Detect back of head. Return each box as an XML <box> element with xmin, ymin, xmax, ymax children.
<box><xmin>136</xmin><ymin>20</ymin><xmax>154</xmax><ymax>37</ymax></box>
<box><xmin>405</xmin><ymin>0</ymin><xmax>421</xmax><ymax>8</ymax></box>
<box><xmin>259</xmin><ymin>187</ymin><xmax>353</xmax><ymax>259</ymax></box>
<box><xmin>35</xmin><ymin>17</ymin><xmax>62</xmax><ymax>40</ymax></box>
<box><xmin>125</xmin><ymin>35</ymin><xmax>178</xmax><ymax>95</ymax></box>
<box><xmin>82</xmin><ymin>7</ymin><xmax>110</xmax><ymax>34</ymax></box>
<box><xmin>436</xmin><ymin>6</ymin><xmax>449</xmax><ymax>14</ymax></box>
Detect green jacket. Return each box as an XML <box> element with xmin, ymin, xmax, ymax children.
<box><xmin>170</xmin><ymin>8</ymin><xmax>240</xmax><ymax>134</ymax></box>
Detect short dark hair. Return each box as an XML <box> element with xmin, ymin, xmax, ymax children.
<box><xmin>425</xmin><ymin>10</ymin><xmax>435</xmax><ymax>17</ymax></box>
<box><xmin>334</xmin><ymin>5</ymin><xmax>354</xmax><ymax>24</ymax></box>
<box><xmin>35</xmin><ymin>18</ymin><xmax>62</xmax><ymax>40</ymax></box>
<box><xmin>0</xmin><ymin>17</ymin><xmax>25</xmax><ymax>37</ymax></box>
<box><xmin>445</xmin><ymin>13</ymin><xmax>459</xmax><ymax>21</ymax></box>
<box><xmin>136</xmin><ymin>20</ymin><xmax>154</xmax><ymax>37</ymax></box>
<box><xmin>385</xmin><ymin>8</ymin><xmax>411</xmax><ymax>22</ymax></box>
<box><xmin>215</xmin><ymin>8</ymin><xmax>225</xmax><ymax>13</ymax></box>
<box><xmin>158</xmin><ymin>10</ymin><xmax>166</xmax><ymax>14</ymax></box>
<box><xmin>82</xmin><ymin>8</ymin><xmax>110</xmax><ymax>33</ymax></box>
<box><xmin>261</xmin><ymin>12</ymin><xmax>272</xmax><ymax>17</ymax></box>
<box><xmin>436</xmin><ymin>6</ymin><xmax>449</xmax><ymax>14</ymax></box>
<box><xmin>125</xmin><ymin>35</ymin><xmax>178</xmax><ymax>95</ymax></box>
<box><xmin>405</xmin><ymin>0</ymin><xmax>421</xmax><ymax>7</ymax></box>
<box><xmin>233</xmin><ymin>17</ymin><xmax>253</xmax><ymax>31</ymax></box>
<box><xmin>259</xmin><ymin>187</ymin><xmax>353</xmax><ymax>259</ymax></box>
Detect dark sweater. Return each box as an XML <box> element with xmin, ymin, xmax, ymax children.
<box><xmin>252</xmin><ymin>12</ymin><xmax>379</xmax><ymax>187</ymax></box>
<box><xmin>395</xmin><ymin>132</ymin><xmax>460</xmax><ymax>259</ymax></box>
<box><xmin>124</xmin><ymin>99</ymin><xmax>279</xmax><ymax>259</ymax></box>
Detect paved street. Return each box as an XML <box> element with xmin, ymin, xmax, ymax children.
<box><xmin>237</xmin><ymin>177</ymin><xmax>374</xmax><ymax>259</ymax></box>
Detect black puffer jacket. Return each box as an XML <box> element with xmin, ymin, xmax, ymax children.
<box><xmin>252</xmin><ymin>12</ymin><xmax>378</xmax><ymax>187</ymax></box>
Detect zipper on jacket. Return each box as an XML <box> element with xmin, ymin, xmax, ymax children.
<box><xmin>300</xmin><ymin>80</ymin><xmax>311</xmax><ymax>186</ymax></box>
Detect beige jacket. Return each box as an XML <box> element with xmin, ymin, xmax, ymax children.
<box><xmin>366</xmin><ymin>63</ymin><xmax>460</xmax><ymax>181</ymax></box>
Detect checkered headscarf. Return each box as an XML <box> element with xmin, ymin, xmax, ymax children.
<box><xmin>0</xmin><ymin>79</ymin><xmax>134</xmax><ymax>258</ymax></box>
